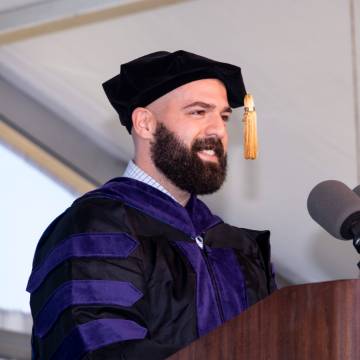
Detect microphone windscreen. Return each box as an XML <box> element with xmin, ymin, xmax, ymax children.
<box><xmin>353</xmin><ymin>184</ymin><xmax>360</xmax><ymax>197</ymax></box>
<box><xmin>307</xmin><ymin>180</ymin><xmax>360</xmax><ymax>240</ymax></box>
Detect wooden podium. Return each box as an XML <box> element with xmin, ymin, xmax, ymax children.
<box><xmin>168</xmin><ymin>280</ymin><xmax>360</xmax><ymax>360</ymax></box>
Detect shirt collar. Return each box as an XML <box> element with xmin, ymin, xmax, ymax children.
<box><xmin>123</xmin><ymin>160</ymin><xmax>178</xmax><ymax>203</ymax></box>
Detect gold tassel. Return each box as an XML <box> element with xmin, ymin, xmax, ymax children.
<box><xmin>242</xmin><ymin>94</ymin><xmax>258</xmax><ymax>159</ymax></box>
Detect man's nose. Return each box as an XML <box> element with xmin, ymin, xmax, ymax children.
<box><xmin>204</xmin><ymin>114</ymin><xmax>227</xmax><ymax>139</ymax></box>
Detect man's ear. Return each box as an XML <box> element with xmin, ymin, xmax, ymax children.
<box><xmin>131</xmin><ymin>107</ymin><xmax>156</xmax><ymax>140</ymax></box>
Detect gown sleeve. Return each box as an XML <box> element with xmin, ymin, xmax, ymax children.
<box><xmin>27</xmin><ymin>197</ymin><xmax>177</xmax><ymax>360</ymax></box>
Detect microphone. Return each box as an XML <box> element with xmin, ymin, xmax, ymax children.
<box><xmin>307</xmin><ymin>180</ymin><xmax>360</xmax><ymax>240</ymax></box>
<box><xmin>353</xmin><ymin>184</ymin><xmax>360</xmax><ymax>197</ymax></box>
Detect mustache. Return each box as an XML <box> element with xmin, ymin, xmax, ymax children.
<box><xmin>191</xmin><ymin>137</ymin><xmax>225</xmax><ymax>158</ymax></box>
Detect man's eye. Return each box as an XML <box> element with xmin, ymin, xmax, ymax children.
<box><xmin>190</xmin><ymin>110</ymin><xmax>205</xmax><ymax>116</ymax></box>
<box><xmin>222</xmin><ymin>115</ymin><xmax>230</xmax><ymax>122</ymax></box>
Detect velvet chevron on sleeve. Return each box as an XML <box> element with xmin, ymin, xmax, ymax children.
<box><xmin>27</xmin><ymin>177</ymin><xmax>276</xmax><ymax>360</ymax></box>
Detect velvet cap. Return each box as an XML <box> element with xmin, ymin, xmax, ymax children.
<box><xmin>102</xmin><ymin>50</ymin><xmax>247</xmax><ymax>133</ymax></box>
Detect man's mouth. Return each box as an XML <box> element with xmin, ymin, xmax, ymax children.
<box><xmin>197</xmin><ymin>149</ymin><xmax>218</xmax><ymax>162</ymax></box>
<box><xmin>200</xmin><ymin>149</ymin><xmax>215</xmax><ymax>156</ymax></box>
<box><xmin>192</xmin><ymin>138</ymin><xmax>224</xmax><ymax>163</ymax></box>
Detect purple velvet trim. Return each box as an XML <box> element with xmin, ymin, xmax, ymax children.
<box><xmin>78</xmin><ymin>177</ymin><xmax>222</xmax><ymax>237</ymax></box>
<box><xmin>35</xmin><ymin>280</ymin><xmax>143</xmax><ymax>338</ymax></box>
<box><xmin>271</xmin><ymin>262</ymin><xmax>278</xmax><ymax>289</ymax></box>
<box><xmin>185</xmin><ymin>195</ymin><xmax>222</xmax><ymax>235</ymax></box>
<box><xmin>27</xmin><ymin>233</ymin><xmax>138</xmax><ymax>293</ymax></box>
<box><xmin>205</xmin><ymin>247</ymin><xmax>247</xmax><ymax>321</ymax></box>
<box><xmin>51</xmin><ymin>318</ymin><xmax>147</xmax><ymax>360</ymax></box>
<box><xmin>271</xmin><ymin>262</ymin><xmax>276</xmax><ymax>278</ymax></box>
<box><xmin>173</xmin><ymin>241</ymin><xmax>222</xmax><ymax>337</ymax></box>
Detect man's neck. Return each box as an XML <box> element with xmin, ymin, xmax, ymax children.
<box><xmin>133</xmin><ymin>158</ymin><xmax>191</xmax><ymax>206</ymax></box>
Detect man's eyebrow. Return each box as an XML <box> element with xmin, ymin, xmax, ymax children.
<box><xmin>222</xmin><ymin>106</ymin><xmax>232</xmax><ymax>113</ymax></box>
<box><xmin>182</xmin><ymin>101</ymin><xmax>214</xmax><ymax>110</ymax></box>
<box><xmin>182</xmin><ymin>101</ymin><xmax>232</xmax><ymax>113</ymax></box>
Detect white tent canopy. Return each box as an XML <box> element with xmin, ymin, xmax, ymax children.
<box><xmin>1</xmin><ymin>0</ymin><xmax>360</xmax><ymax>287</ymax></box>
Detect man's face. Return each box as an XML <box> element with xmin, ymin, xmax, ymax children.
<box><xmin>148</xmin><ymin>79</ymin><xmax>231</xmax><ymax>194</ymax></box>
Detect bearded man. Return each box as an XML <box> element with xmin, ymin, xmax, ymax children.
<box><xmin>27</xmin><ymin>50</ymin><xmax>276</xmax><ymax>360</ymax></box>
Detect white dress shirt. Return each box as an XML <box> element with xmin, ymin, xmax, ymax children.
<box><xmin>123</xmin><ymin>160</ymin><xmax>177</xmax><ymax>202</ymax></box>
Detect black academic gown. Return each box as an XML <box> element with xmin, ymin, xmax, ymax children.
<box><xmin>27</xmin><ymin>177</ymin><xmax>276</xmax><ymax>359</ymax></box>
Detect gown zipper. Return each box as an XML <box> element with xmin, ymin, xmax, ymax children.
<box><xmin>193</xmin><ymin>234</ymin><xmax>225</xmax><ymax>323</ymax></box>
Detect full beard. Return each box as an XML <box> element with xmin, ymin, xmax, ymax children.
<box><xmin>150</xmin><ymin>123</ymin><xmax>227</xmax><ymax>195</ymax></box>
